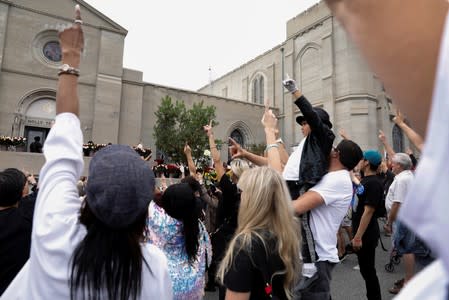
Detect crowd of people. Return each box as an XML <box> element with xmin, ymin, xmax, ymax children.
<box><xmin>1</xmin><ymin>1</ymin><xmax>449</xmax><ymax>299</ymax></box>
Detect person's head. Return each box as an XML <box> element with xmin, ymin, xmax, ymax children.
<box><xmin>229</xmin><ymin>158</ymin><xmax>251</xmax><ymax>183</ymax></box>
<box><xmin>296</xmin><ymin>107</ymin><xmax>333</xmax><ymax>137</ymax></box>
<box><xmin>181</xmin><ymin>175</ymin><xmax>201</xmax><ymax>197</ymax></box>
<box><xmin>71</xmin><ymin>144</ymin><xmax>155</xmax><ymax>300</ymax></box>
<box><xmin>218</xmin><ymin>167</ymin><xmax>300</xmax><ymax>298</ymax></box>
<box><xmin>332</xmin><ymin>140</ymin><xmax>363</xmax><ymax>171</ymax></box>
<box><xmin>391</xmin><ymin>153</ymin><xmax>412</xmax><ymax>175</ymax></box>
<box><xmin>361</xmin><ymin>150</ymin><xmax>383</xmax><ymax>173</ymax></box>
<box><xmin>34</xmin><ymin>136</ymin><xmax>40</xmax><ymax>142</ymax></box>
<box><xmin>160</xmin><ymin>183</ymin><xmax>201</xmax><ymax>264</ymax></box>
<box><xmin>0</xmin><ymin>168</ymin><xmax>27</xmax><ymax>207</ymax></box>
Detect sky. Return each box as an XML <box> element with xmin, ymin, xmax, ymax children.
<box><xmin>84</xmin><ymin>0</ymin><xmax>320</xmax><ymax>91</ymax></box>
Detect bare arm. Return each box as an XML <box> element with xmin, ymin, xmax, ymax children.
<box><xmin>183</xmin><ymin>143</ymin><xmax>196</xmax><ymax>176</ymax></box>
<box><xmin>394</xmin><ymin>110</ymin><xmax>424</xmax><ymax>152</ymax></box>
<box><xmin>204</xmin><ymin>121</ymin><xmax>225</xmax><ymax>180</ymax></box>
<box><xmin>324</xmin><ymin>0</ymin><xmax>448</xmax><ymax>136</ymax></box>
<box><xmin>225</xmin><ymin>290</ymin><xmax>250</xmax><ymax>300</ymax></box>
<box><xmin>291</xmin><ymin>191</ymin><xmax>325</xmax><ymax>215</ymax></box>
<box><xmin>277</xmin><ymin>140</ymin><xmax>289</xmax><ymax>167</ymax></box>
<box><xmin>378</xmin><ymin>130</ymin><xmax>396</xmax><ymax>159</ymax></box>
<box><xmin>56</xmin><ymin>6</ymin><xmax>83</xmax><ymax>115</ymax></box>
<box><xmin>388</xmin><ymin>202</ymin><xmax>401</xmax><ymax>225</ymax></box>
<box><xmin>262</xmin><ymin>109</ymin><xmax>282</xmax><ymax>172</ymax></box>
<box><xmin>339</xmin><ymin>128</ymin><xmax>350</xmax><ymax>140</ymax></box>
<box><xmin>352</xmin><ymin>205</ymin><xmax>376</xmax><ymax>251</ymax></box>
<box><xmin>228</xmin><ymin>137</ymin><xmax>268</xmax><ymax>166</ymax></box>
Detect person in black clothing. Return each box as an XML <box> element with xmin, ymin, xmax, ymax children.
<box><xmin>218</xmin><ymin>167</ymin><xmax>300</xmax><ymax>300</ymax></box>
<box><xmin>29</xmin><ymin>136</ymin><xmax>43</xmax><ymax>153</ymax></box>
<box><xmin>203</xmin><ymin>121</ymin><xmax>251</xmax><ymax>300</ymax></box>
<box><xmin>352</xmin><ymin>150</ymin><xmax>383</xmax><ymax>300</ymax></box>
<box><xmin>0</xmin><ymin>168</ymin><xmax>37</xmax><ymax>295</ymax></box>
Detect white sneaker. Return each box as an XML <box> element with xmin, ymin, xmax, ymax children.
<box><xmin>353</xmin><ymin>264</ymin><xmax>360</xmax><ymax>270</ymax></box>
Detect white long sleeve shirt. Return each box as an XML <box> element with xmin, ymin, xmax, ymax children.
<box><xmin>1</xmin><ymin>113</ymin><xmax>172</xmax><ymax>299</ymax></box>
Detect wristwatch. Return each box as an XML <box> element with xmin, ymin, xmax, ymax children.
<box><xmin>58</xmin><ymin>64</ymin><xmax>80</xmax><ymax>77</ymax></box>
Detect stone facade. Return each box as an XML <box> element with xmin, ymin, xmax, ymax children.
<box><xmin>0</xmin><ymin>0</ymin><xmax>408</xmax><ymax>172</ymax></box>
<box><xmin>199</xmin><ymin>1</ymin><xmax>405</xmax><ymax>152</ymax></box>
<box><xmin>0</xmin><ymin>0</ymin><xmax>267</xmax><ymax>172</ymax></box>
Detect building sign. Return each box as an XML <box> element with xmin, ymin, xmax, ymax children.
<box><xmin>25</xmin><ymin>118</ymin><xmax>53</xmax><ymax>127</ymax></box>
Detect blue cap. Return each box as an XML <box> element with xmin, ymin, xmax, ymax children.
<box><xmin>363</xmin><ymin>150</ymin><xmax>382</xmax><ymax>166</ymax></box>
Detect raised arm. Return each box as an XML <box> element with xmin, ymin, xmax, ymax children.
<box><xmin>56</xmin><ymin>6</ymin><xmax>83</xmax><ymax>116</ymax></box>
<box><xmin>339</xmin><ymin>128</ymin><xmax>350</xmax><ymax>140</ymax></box>
<box><xmin>262</xmin><ymin>109</ymin><xmax>282</xmax><ymax>173</ymax></box>
<box><xmin>393</xmin><ymin>110</ymin><xmax>424</xmax><ymax>152</ymax></box>
<box><xmin>378</xmin><ymin>130</ymin><xmax>395</xmax><ymax>159</ymax></box>
<box><xmin>183</xmin><ymin>143</ymin><xmax>196</xmax><ymax>176</ymax></box>
<box><xmin>203</xmin><ymin>121</ymin><xmax>225</xmax><ymax>180</ymax></box>
<box><xmin>283</xmin><ymin>77</ymin><xmax>324</xmax><ymax>133</ymax></box>
<box><xmin>228</xmin><ymin>137</ymin><xmax>268</xmax><ymax>166</ymax></box>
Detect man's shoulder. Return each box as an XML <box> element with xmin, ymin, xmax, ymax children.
<box><xmin>397</xmin><ymin>170</ymin><xmax>414</xmax><ymax>181</ymax></box>
<box><xmin>361</xmin><ymin>175</ymin><xmax>383</xmax><ymax>188</ymax></box>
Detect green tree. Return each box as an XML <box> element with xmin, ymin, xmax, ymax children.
<box><xmin>153</xmin><ymin>96</ymin><xmax>220</xmax><ymax>163</ymax></box>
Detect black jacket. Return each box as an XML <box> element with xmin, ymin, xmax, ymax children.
<box><xmin>295</xmin><ymin>95</ymin><xmax>335</xmax><ymax>186</ymax></box>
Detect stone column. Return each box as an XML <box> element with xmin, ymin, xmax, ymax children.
<box><xmin>92</xmin><ymin>30</ymin><xmax>125</xmax><ymax>144</ymax></box>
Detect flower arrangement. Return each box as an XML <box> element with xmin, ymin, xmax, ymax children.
<box><xmin>133</xmin><ymin>144</ymin><xmax>152</xmax><ymax>159</ymax></box>
<box><xmin>166</xmin><ymin>163</ymin><xmax>180</xmax><ymax>174</ymax></box>
<box><xmin>203</xmin><ymin>167</ymin><xmax>218</xmax><ymax>186</ymax></box>
<box><xmin>0</xmin><ymin>136</ymin><xmax>27</xmax><ymax>146</ymax></box>
<box><xmin>153</xmin><ymin>164</ymin><xmax>167</xmax><ymax>173</ymax></box>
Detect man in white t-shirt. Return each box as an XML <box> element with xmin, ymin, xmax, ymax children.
<box><xmin>384</xmin><ymin>153</ymin><xmax>413</xmax><ymax>228</ymax></box>
<box><xmin>383</xmin><ymin>153</ymin><xmax>415</xmax><ymax>294</ymax></box>
<box><xmin>292</xmin><ymin>139</ymin><xmax>363</xmax><ymax>299</ymax></box>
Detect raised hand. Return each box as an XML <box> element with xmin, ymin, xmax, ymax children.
<box><xmin>393</xmin><ymin>109</ymin><xmax>405</xmax><ymax>126</ymax></box>
<box><xmin>203</xmin><ymin>120</ymin><xmax>213</xmax><ymax>137</ymax></box>
<box><xmin>339</xmin><ymin>128</ymin><xmax>349</xmax><ymax>140</ymax></box>
<box><xmin>378</xmin><ymin>130</ymin><xmax>386</xmax><ymax>143</ymax></box>
<box><xmin>58</xmin><ymin>5</ymin><xmax>84</xmax><ymax>68</ymax></box>
<box><xmin>282</xmin><ymin>75</ymin><xmax>299</xmax><ymax>93</ymax></box>
<box><xmin>184</xmin><ymin>143</ymin><xmax>192</xmax><ymax>155</ymax></box>
<box><xmin>261</xmin><ymin>109</ymin><xmax>278</xmax><ymax>131</ymax></box>
<box><xmin>228</xmin><ymin>137</ymin><xmax>245</xmax><ymax>159</ymax></box>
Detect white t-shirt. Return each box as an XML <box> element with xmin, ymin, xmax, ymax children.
<box><xmin>385</xmin><ymin>170</ymin><xmax>414</xmax><ymax>212</ymax></box>
<box><xmin>1</xmin><ymin>113</ymin><xmax>172</xmax><ymax>300</ymax></box>
<box><xmin>308</xmin><ymin>169</ymin><xmax>353</xmax><ymax>263</ymax></box>
<box><xmin>282</xmin><ymin>138</ymin><xmax>306</xmax><ymax>180</ymax></box>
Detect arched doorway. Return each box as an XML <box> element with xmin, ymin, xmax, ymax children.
<box><xmin>15</xmin><ymin>90</ymin><xmax>56</xmax><ymax>152</ymax></box>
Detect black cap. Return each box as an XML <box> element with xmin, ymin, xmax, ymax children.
<box><xmin>296</xmin><ymin>107</ymin><xmax>333</xmax><ymax>129</ymax></box>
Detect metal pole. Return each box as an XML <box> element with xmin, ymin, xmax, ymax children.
<box><xmin>281</xmin><ymin>47</ymin><xmax>285</xmax><ymax>141</ymax></box>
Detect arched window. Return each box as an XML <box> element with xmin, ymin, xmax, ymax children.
<box><xmin>252</xmin><ymin>75</ymin><xmax>264</xmax><ymax>104</ymax></box>
<box><xmin>230</xmin><ymin>129</ymin><xmax>244</xmax><ymax>148</ymax></box>
<box><xmin>229</xmin><ymin>129</ymin><xmax>244</xmax><ymax>162</ymax></box>
<box><xmin>392</xmin><ymin>124</ymin><xmax>404</xmax><ymax>153</ymax></box>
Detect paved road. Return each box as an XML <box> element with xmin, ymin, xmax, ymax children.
<box><xmin>205</xmin><ymin>224</ymin><xmax>405</xmax><ymax>299</ymax></box>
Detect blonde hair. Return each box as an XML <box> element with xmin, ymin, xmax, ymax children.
<box><xmin>217</xmin><ymin>167</ymin><xmax>301</xmax><ymax>299</ymax></box>
<box><xmin>230</xmin><ymin>158</ymin><xmax>251</xmax><ymax>180</ymax></box>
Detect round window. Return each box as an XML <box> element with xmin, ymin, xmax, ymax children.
<box><xmin>43</xmin><ymin>41</ymin><xmax>61</xmax><ymax>62</ymax></box>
